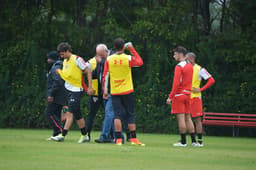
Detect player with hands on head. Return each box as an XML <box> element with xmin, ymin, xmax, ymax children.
<box><xmin>102</xmin><ymin>38</ymin><xmax>144</xmax><ymax>146</ymax></box>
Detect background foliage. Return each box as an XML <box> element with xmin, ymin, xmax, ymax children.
<box><xmin>0</xmin><ymin>0</ymin><xmax>255</xmax><ymax>136</ymax></box>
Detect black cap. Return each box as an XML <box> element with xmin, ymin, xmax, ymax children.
<box><xmin>47</xmin><ymin>51</ymin><xmax>60</xmax><ymax>61</ymax></box>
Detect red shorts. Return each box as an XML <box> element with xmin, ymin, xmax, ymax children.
<box><xmin>171</xmin><ymin>94</ymin><xmax>190</xmax><ymax>114</ymax></box>
<box><xmin>190</xmin><ymin>97</ymin><xmax>203</xmax><ymax>117</ymax></box>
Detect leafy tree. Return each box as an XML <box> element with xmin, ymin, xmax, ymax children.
<box><xmin>0</xmin><ymin>0</ymin><xmax>255</xmax><ymax>136</ymax></box>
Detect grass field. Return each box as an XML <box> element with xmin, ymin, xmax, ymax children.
<box><xmin>0</xmin><ymin>129</ymin><xmax>255</xmax><ymax>170</ymax></box>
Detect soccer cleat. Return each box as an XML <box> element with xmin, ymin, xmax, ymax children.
<box><xmin>95</xmin><ymin>138</ymin><xmax>113</xmax><ymax>143</ymax></box>
<box><xmin>130</xmin><ymin>138</ymin><xmax>145</xmax><ymax>146</ymax></box>
<box><xmin>47</xmin><ymin>133</ymin><xmax>62</xmax><ymax>141</ymax></box>
<box><xmin>173</xmin><ymin>142</ymin><xmax>187</xmax><ymax>147</ymax></box>
<box><xmin>78</xmin><ymin>135</ymin><xmax>90</xmax><ymax>144</ymax></box>
<box><xmin>192</xmin><ymin>142</ymin><xmax>200</xmax><ymax>147</ymax></box>
<box><xmin>46</xmin><ymin>136</ymin><xmax>53</xmax><ymax>141</ymax></box>
<box><xmin>115</xmin><ymin>138</ymin><xmax>123</xmax><ymax>146</ymax></box>
<box><xmin>51</xmin><ymin>134</ymin><xmax>64</xmax><ymax>142</ymax></box>
<box><xmin>198</xmin><ymin>143</ymin><xmax>204</xmax><ymax>147</ymax></box>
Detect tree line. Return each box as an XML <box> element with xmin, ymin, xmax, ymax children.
<box><xmin>0</xmin><ymin>0</ymin><xmax>255</xmax><ymax>136</ymax></box>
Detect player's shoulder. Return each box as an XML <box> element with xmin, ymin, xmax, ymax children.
<box><xmin>199</xmin><ymin>66</ymin><xmax>212</xmax><ymax>78</ymax></box>
<box><xmin>54</xmin><ymin>60</ymin><xmax>63</xmax><ymax>67</ymax></box>
<box><xmin>75</xmin><ymin>55</ymin><xmax>85</xmax><ymax>61</ymax></box>
<box><xmin>72</xmin><ymin>54</ymin><xmax>81</xmax><ymax>60</ymax></box>
<box><xmin>195</xmin><ymin>63</ymin><xmax>201</xmax><ymax>68</ymax></box>
<box><xmin>89</xmin><ymin>57</ymin><xmax>96</xmax><ymax>63</ymax></box>
<box><xmin>108</xmin><ymin>50</ymin><xmax>115</xmax><ymax>56</ymax></box>
<box><xmin>196</xmin><ymin>64</ymin><xmax>207</xmax><ymax>72</ymax></box>
<box><xmin>107</xmin><ymin>54</ymin><xmax>116</xmax><ymax>61</ymax></box>
<box><xmin>107</xmin><ymin>53</ymin><xmax>130</xmax><ymax>60</ymax></box>
<box><xmin>200</xmin><ymin>67</ymin><xmax>209</xmax><ymax>73</ymax></box>
<box><xmin>177</xmin><ymin>60</ymin><xmax>190</xmax><ymax>68</ymax></box>
<box><xmin>194</xmin><ymin>63</ymin><xmax>202</xmax><ymax>69</ymax></box>
<box><xmin>72</xmin><ymin>54</ymin><xmax>78</xmax><ymax>58</ymax></box>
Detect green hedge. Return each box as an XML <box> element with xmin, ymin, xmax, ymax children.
<box><xmin>0</xmin><ymin>0</ymin><xmax>255</xmax><ymax>136</ymax></box>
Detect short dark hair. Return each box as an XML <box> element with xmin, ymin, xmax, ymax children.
<box><xmin>57</xmin><ymin>42</ymin><xmax>72</xmax><ymax>52</ymax></box>
<box><xmin>114</xmin><ymin>38</ymin><xmax>125</xmax><ymax>51</ymax></box>
<box><xmin>173</xmin><ymin>46</ymin><xmax>187</xmax><ymax>55</ymax></box>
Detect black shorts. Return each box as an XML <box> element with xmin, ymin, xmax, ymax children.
<box><xmin>111</xmin><ymin>93</ymin><xmax>135</xmax><ymax>124</ymax></box>
<box><xmin>67</xmin><ymin>90</ymin><xmax>83</xmax><ymax>120</ymax></box>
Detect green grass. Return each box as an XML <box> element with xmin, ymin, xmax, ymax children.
<box><xmin>0</xmin><ymin>129</ymin><xmax>255</xmax><ymax>170</ymax></box>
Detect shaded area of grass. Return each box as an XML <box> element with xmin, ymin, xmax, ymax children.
<box><xmin>0</xmin><ymin>129</ymin><xmax>255</xmax><ymax>170</ymax></box>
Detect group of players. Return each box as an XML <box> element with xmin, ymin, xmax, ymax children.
<box><xmin>45</xmin><ymin>38</ymin><xmax>214</xmax><ymax>147</ymax></box>
<box><xmin>166</xmin><ymin>46</ymin><xmax>215</xmax><ymax>147</ymax></box>
<box><xmin>45</xmin><ymin>38</ymin><xmax>144</xmax><ymax>146</ymax></box>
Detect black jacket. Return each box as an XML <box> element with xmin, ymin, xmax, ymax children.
<box><xmin>46</xmin><ymin>60</ymin><xmax>67</xmax><ymax>105</ymax></box>
<box><xmin>92</xmin><ymin>50</ymin><xmax>115</xmax><ymax>96</ymax></box>
<box><xmin>91</xmin><ymin>60</ymin><xmax>103</xmax><ymax>96</ymax></box>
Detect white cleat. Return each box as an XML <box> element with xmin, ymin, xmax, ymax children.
<box><xmin>51</xmin><ymin>134</ymin><xmax>64</xmax><ymax>142</ymax></box>
<box><xmin>192</xmin><ymin>142</ymin><xmax>200</xmax><ymax>147</ymax></box>
<box><xmin>198</xmin><ymin>143</ymin><xmax>204</xmax><ymax>147</ymax></box>
<box><xmin>78</xmin><ymin>135</ymin><xmax>90</xmax><ymax>144</ymax></box>
<box><xmin>46</xmin><ymin>136</ymin><xmax>53</xmax><ymax>141</ymax></box>
<box><xmin>173</xmin><ymin>142</ymin><xmax>187</xmax><ymax>147</ymax></box>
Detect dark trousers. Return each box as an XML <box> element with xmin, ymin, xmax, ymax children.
<box><xmin>86</xmin><ymin>96</ymin><xmax>104</xmax><ymax>135</ymax></box>
<box><xmin>45</xmin><ymin>103</ymin><xmax>63</xmax><ymax>136</ymax></box>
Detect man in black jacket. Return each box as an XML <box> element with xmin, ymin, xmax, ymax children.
<box><xmin>45</xmin><ymin>51</ymin><xmax>67</xmax><ymax>140</ymax></box>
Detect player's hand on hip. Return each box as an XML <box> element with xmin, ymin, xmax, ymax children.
<box><xmin>48</xmin><ymin>96</ymin><xmax>54</xmax><ymax>103</ymax></box>
<box><xmin>87</xmin><ymin>88</ymin><xmax>95</xmax><ymax>96</ymax></box>
<box><xmin>166</xmin><ymin>98</ymin><xmax>172</xmax><ymax>105</ymax></box>
<box><xmin>103</xmin><ymin>94</ymin><xmax>108</xmax><ymax>100</ymax></box>
<box><xmin>192</xmin><ymin>87</ymin><xmax>200</xmax><ymax>93</ymax></box>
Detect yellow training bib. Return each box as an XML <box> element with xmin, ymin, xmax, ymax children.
<box><xmin>108</xmin><ymin>53</ymin><xmax>134</xmax><ymax>95</ymax></box>
<box><xmin>58</xmin><ymin>55</ymin><xmax>82</xmax><ymax>88</ymax></box>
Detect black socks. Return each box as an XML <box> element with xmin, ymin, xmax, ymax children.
<box><xmin>190</xmin><ymin>133</ymin><xmax>196</xmax><ymax>143</ymax></box>
<box><xmin>181</xmin><ymin>133</ymin><xmax>186</xmax><ymax>144</ymax></box>
<box><xmin>62</xmin><ymin>129</ymin><xmax>68</xmax><ymax>136</ymax></box>
<box><xmin>115</xmin><ymin>131</ymin><xmax>122</xmax><ymax>139</ymax></box>
<box><xmin>126</xmin><ymin>132</ymin><xmax>131</xmax><ymax>141</ymax></box>
<box><xmin>130</xmin><ymin>131</ymin><xmax>136</xmax><ymax>138</ymax></box>
<box><xmin>197</xmin><ymin>133</ymin><xmax>203</xmax><ymax>144</ymax></box>
<box><xmin>80</xmin><ymin>127</ymin><xmax>87</xmax><ymax>135</ymax></box>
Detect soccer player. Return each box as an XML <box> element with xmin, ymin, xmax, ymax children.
<box><xmin>186</xmin><ymin>52</ymin><xmax>215</xmax><ymax>146</ymax></box>
<box><xmin>45</xmin><ymin>51</ymin><xmax>67</xmax><ymax>140</ymax></box>
<box><xmin>166</xmin><ymin>46</ymin><xmax>196</xmax><ymax>147</ymax></box>
<box><xmin>102</xmin><ymin>38</ymin><xmax>144</xmax><ymax>146</ymax></box>
<box><xmin>51</xmin><ymin>42</ymin><xmax>94</xmax><ymax>143</ymax></box>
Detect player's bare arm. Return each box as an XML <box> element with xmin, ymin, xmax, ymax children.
<box><xmin>83</xmin><ymin>67</ymin><xmax>95</xmax><ymax>95</ymax></box>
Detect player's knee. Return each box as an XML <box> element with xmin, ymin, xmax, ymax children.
<box><xmin>194</xmin><ymin>117</ymin><xmax>201</xmax><ymax>123</ymax></box>
<box><xmin>127</xmin><ymin>117</ymin><xmax>136</xmax><ymax>124</ymax></box>
<box><xmin>185</xmin><ymin>114</ymin><xmax>192</xmax><ymax>122</ymax></box>
<box><xmin>114</xmin><ymin>115</ymin><xmax>121</xmax><ymax>120</ymax></box>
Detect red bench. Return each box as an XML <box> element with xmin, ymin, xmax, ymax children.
<box><xmin>202</xmin><ymin>112</ymin><xmax>256</xmax><ymax>136</ymax></box>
